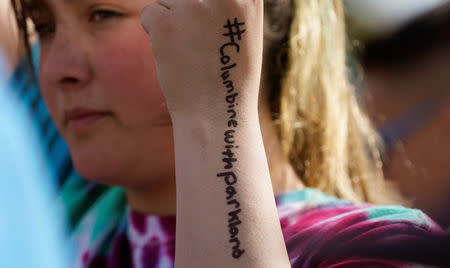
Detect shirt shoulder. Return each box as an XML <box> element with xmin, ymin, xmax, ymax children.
<box><xmin>276</xmin><ymin>189</ymin><xmax>445</xmax><ymax>268</ymax></box>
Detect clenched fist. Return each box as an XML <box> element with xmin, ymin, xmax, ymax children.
<box><xmin>141</xmin><ymin>0</ymin><xmax>263</xmax><ymax>118</ymax></box>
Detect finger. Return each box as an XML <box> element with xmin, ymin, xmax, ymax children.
<box><xmin>140</xmin><ymin>3</ymin><xmax>169</xmax><ymax>34</ymax></box>
<box><xmin>157</xmin><ymin>0</ymin><xmax>172</xmax><ymax>10</ymax></box>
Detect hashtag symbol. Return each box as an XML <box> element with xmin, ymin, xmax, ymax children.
<box><xmin>223</xmin><ymin>18</ymin><xmax>246</xmax><ymax>43</ymax></box>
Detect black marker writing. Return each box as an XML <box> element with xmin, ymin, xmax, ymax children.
<box><xmin>223</xmin><ymin>18</ymin><xmax>246</xmax><ymax>43</ymax></box>
<box><xmin>216</xmin><ymin>17</ymin><xmax>246</xmax><ymax>259</ymax></box>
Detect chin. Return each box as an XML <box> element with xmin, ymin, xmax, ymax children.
<box><xmin>69</xmin><ymin>148</ymin><xmax>128</xmax><ymax>186</ymax></box>
<box><xmin>65</xmin><ymin>128</ymin><xmax>175</xmax><ymax>188</ymax></box>
<box><xmin>69</xmin><ymin>147</ymin><xmax>166</xmax><ymax>189</ymax></box>
<box><xmin>73</xmin><ymin>158</ymin><xmax>117</xmax><ymax>185</ymax></box>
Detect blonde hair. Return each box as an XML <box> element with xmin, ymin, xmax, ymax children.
<box><xmin>265</xmin><ymin>0</ymin><xmax>402</xmax><ymax>204</ymax></box>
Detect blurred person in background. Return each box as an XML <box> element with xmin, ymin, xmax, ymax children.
<box><xmin>347</xmin><ymin>0</ymin><xmax>450</xmax><ymax>228</ymax></box>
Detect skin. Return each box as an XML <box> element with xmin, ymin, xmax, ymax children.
<box><xmin>35</xmin><ymin>0</ymin><xmax>303</xmax><ymax>215</ymax></box>
<box><xmin>0</xmin><ymin>0</ymin><xmax>20</xmax><ymax>77</ymax></box>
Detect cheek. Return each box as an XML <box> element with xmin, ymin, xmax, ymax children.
<box><xmin>94</xmin><ymin>32</ymin><xmax>169</xmax><ymax>123</ymax></box>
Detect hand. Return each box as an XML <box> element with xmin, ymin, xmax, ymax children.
<box><xmin>141</xmin><ymin>0</ymin><xmax>263</xmax><ymax>118</ymax></box>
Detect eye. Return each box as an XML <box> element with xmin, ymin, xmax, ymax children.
<box><xmin>90</xmin><ymin>9</ymin><xmax>122</xmax><ymax>23</ymax></box>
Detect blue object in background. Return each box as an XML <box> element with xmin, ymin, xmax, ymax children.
<box><xmin>0</xmin><ymin>52</ymin><xmax>69</xmax><ymax>267</ymax></box>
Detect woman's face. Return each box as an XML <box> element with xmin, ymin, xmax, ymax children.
<box><xmin>34</xmin><ymin>0</ymin><xmax>175</xmax><ymax>186</ymax></box>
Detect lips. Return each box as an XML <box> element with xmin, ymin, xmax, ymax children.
<box><xmin>64</xmin><ymin>108</ymin><xmax>112</xmax><ymax>133</ymax></box>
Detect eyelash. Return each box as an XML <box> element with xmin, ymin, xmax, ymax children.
<box><xmin>90</xmin><ymin>9</ymin><xmax>122</xmax><ymax>23</ymax></box>
<box><xmin>33</xmin><ymin>9</ymin><xmax>121</xmax><ymax>39</ymax></box>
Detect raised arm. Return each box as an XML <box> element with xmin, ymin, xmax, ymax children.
<box><xmin>141</xmin><ymin>0</ymin><xmax>290</xmax><ymax>267</ymax></box>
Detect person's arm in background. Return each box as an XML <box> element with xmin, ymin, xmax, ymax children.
<box><xmin>141</xmin><ymin>0</ymin><xmax>291</xmax><ymax>267</ymax></box>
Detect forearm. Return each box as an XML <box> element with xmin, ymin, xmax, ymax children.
<box><xmin>140</xmin><ymin>0</ymin><xmax>288</xmax><ymax>266</ymax></box>
<box><xmin>172</xmin><ymin>108</ymin><xmax>290</xmax><ymax>267</ymax></box>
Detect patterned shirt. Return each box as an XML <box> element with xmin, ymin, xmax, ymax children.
<box><xmin>62</xmin><ymin>182</ymin><xmax>444</xmax><ymax>268</ymax></box>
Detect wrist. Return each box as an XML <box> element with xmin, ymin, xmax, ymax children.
<box><xmin>171</xmin><ymin>105</ymin><xmax>259</xmax><ymax>147</ymax></box>
<box><xmin>170</xmin><ymin>101</ymin><xmax>258</xmax><ymax>127</ymax></box>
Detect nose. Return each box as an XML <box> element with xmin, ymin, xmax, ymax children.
<box><xmin>40</xmin><ymin>28</ymin><xmax>92</xmax><ymax>92</ymax></box>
